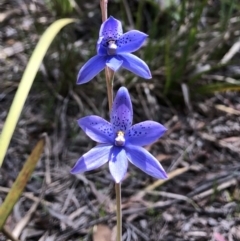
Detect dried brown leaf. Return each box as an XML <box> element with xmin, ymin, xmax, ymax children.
<box><xmin>93</xmin><ymin>224</ymin><xmax>112</xmax><ymax>241</ymax></box>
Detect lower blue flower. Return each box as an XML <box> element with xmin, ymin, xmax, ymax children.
<box><xmin>71</xmin><ymin>87</ymin><xmax>168</xmax><ymax>183</ymax></box>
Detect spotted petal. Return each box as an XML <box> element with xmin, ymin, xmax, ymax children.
<box><xmin>117</xmin><ymin>30</ymin><xmax>148</xmax><ymax>53</ymax></box>
<box><xmin>78</xmin><ymin>116</ymin><xmax>114</xmax><ymax>144</ymax></box>
<box><xmin>77</xmin><ymin>55</ymin><xmax>106</xmax><ymax>84</ymax></box>
<box><xmin>120</xmin><ymin>53</ymin><xmax>151</xmax><ymax>79</ymax></box>
<box><xmin>125</xmin><ymin>145</ymin><xmax>167</xmax><ymax>179</ymax></box>
<box><xmin>126</xmin><ymin>121</ymin><xmax>167</xmax><ymax>146</ymax></box>
<box><xmin>99</xmin><ymin>16</ymin><xmax>123</xmax><ymax>41</ymax></box>
<box><xmin>111</xmin><ymin>87</ymin><xmax>133</xmax><ymax>132</ymax></box>
<box><xmin>106</xmin><ymin>56</ymin><xmax>123</xmax><ymax>71</ymax></box>
<box><xmin>109</xmin><ymin>146</ymin><xmax>128</xmax><ymax>183</ymax></box>
<box><xmin>70</xmin><ymin>144</ymin><xmax>112</xmax><ymax>174</ymax></box>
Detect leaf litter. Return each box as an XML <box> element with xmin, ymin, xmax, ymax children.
<box><xmin>0</xmin><ymin>0</ymin><xmax>240</xmax><ymax>240</ymax></box>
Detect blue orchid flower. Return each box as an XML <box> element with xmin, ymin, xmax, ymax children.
<box><xmin>71</xmin><ymin>87</ymin><xmax>167</xmax><ymax>183</ymax></box>
<box><xmin>77</xmin><ymin>16</ymin><xmax>152</xmax><ymax>84</ymax></box>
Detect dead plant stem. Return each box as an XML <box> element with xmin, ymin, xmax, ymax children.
<box><xmin>115</xmin><ymin>183</ymin><xmax>122</xmax><ymax>241</ymax></box>
<box><xmin>2</xmin><ymin>227</ymin><xmax>21</xmax><ymax>241</ymax></box>
<box><xmin>100</xmin><ymin>2</ymin><xmax>122</xmax><ymax>241</ymax></box>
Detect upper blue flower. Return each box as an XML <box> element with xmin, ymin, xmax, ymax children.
<box><xmin>77</xmin><ymin>16</ymin><xmax>152</xmax><ymax>84</ymax></box>
<box><xmin>71</xmin><ymin>87</ymin><xmax>167</xmax><ymax>183</ymax></box>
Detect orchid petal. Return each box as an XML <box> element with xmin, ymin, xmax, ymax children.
<box><xmin>109</xmin><ymin>146</ymin><xmax>128</xmax><ymax>183</ymax></box>
<box><xmin>97</xmin><ymin>37</ymin><xmax>107</xmax><ymax>55</ymax></box>
<box><xmin>120</xmin><ymin>53</ymin><xmax>151</xmax><ymax>79</ymax></box>
<box><xmin>70</xmin><ymin>144</ymin><xmax>112</xmax><ymax>174</ymax></box>
<box><xmin>111</xmin><ymin>87</ymin><xmax>133</xmax><ymax>132</ymax></box>
<box><xmin>99</xmin><ymin>16</ymin><xmax>123</xmax><ymax>41</ymax></box>
<box><xmin>78</xmin><ymin>116</ymin><xmax>114</xmax><ymax>144</ymax></box>
<box><xmin>77</xmin><ymin>55</ymin><xmax>106</xmax><ymax>84</ymax></box>
<box><xmin>125</xmin><ymin>145</ymin><xmax>167</xmax><ymax>179</ymax></box>
<box><xmin>106</xmin><ymin>56</ymin><xmax>123</xmax><ymax>71</ymax></box>
<box><xmin>126</xmin><ymin>121</ymin><xmax>167</xmax><ymax>146</ymax></box>
<box><xmin>117</xmin><ymin>30</ymin><xmax>148</xmax><ymax>53</ymax></box>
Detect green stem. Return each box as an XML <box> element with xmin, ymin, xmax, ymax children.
<box><xmin>115</xmin><ymin>183</ymin><xmax>122</xmax><ymax>241</ymax></box>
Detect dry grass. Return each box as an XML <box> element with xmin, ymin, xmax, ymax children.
<box><xmin>1</xmin><ymin>0</ymin><xmax>240</xmax><ymax>240</ymax></box>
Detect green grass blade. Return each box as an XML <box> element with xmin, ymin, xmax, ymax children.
<box><xmin>173</xmin><ymin>0</ymin><xmax>207</xmax><ymax>86</ymax></box>
<box><xmin>0</xmin><ymin>18</ymin><xmax>75</xmax><ymax>167</ymax></box>
<box><xmin>136</xmin><ymin>0</ymin><xmax>145</xmax><ymax>30</ymax></box>
<box><xmin>180</xmin><ymin>0</ymin><xmax>186</xmax><ymax>24</ymax></box>
<box><xmin>220</xmin><ymin>0</ymin><xmax>235</xmax><ymax>30</ymax></box>
<box><xmin>163</xmin><ymin>35</ymin><xmax>172</xmax><ymax>95</ymax></box>
<box><xmin>0</xmin><ymin>138</ymin><xmax>45</xmax><ymax>229</ymax></box>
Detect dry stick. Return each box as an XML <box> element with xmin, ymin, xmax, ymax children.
<box><xmin>9</xmin><ymin>176</ymin><xmax>47</xmax><ymax>240</ymax></box>
<box><xmin>0</xmin><ymin>186</ymin><xmax>52</xmax><ymax>207</ymax></box>
<box><xmin>9</xmin><ymin>201</ymin><xmax>39</xmax><ymax>240</ymax></box>
<box><xmin>100</xmin><ymin>1</ymin><xmax>122</xmax><ymax>241</ymax></box>
<box><xmin>192</xmin><ymin>178</ymin><xmax>237</xmax><ymax>201</ymax></box>
<box><xmin>2</xmin><ymin>227</ymin><xmax>21</xmax><ymax>241</ymax></box>
<box><xmin>133</xmin><ymin>166</ymin><xmax>190</xmax><ymax>200</ymax></box>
